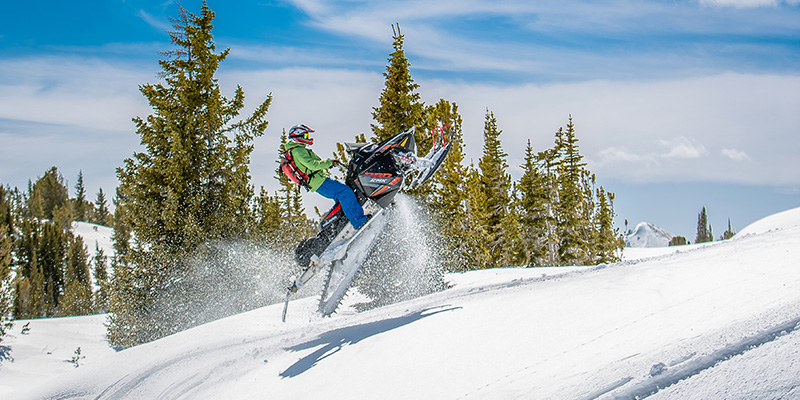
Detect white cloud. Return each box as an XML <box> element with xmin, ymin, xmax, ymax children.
<box><xmin>1</xmin><ymin>55</ymin><xmax>798</xmax><ymax>195</ymax></box>
<box><xmin>137</xmin><ymin>9</ymin><xmax>172</xmax><ymax>33</ymax></box>
<box><xmin>660</xmin><ymin>137</ymin><xmax>708</xmax><ymax>159</ymax></box>
<box><xmin>722</xmin><ymin>148</ymin><xmax>752</xmax><ymax>161</ymax></box>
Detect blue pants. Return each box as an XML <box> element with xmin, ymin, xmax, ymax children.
<box><xmin>316</xmin><ymin>178</ymin><xmax>368</xmax><ymax>229</ymax></box>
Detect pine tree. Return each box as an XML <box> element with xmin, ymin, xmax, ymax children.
<box><xmin>111</xmin><ymin>188</ymin><xmax>130</xmax><ymax>261</ymax></box>
<box><xmin>553</xmin><ymin>116</ymin><xmax>590</xmax><ymax>265</ymax></box>
<box><xmin>463</xmin><ymin>165</ymin><xmax>492</xmax><ymax>269</ymax></box>
<box><xmin>93</xmin><ymin>188</ymin><xmax>111</xmax><ymax>226</ymax></box>
<box><xmin>110</xmin><ymin>1</ymin><xmax>271</xmax><ymax>347</ymax></box>
<box><xmin>696</xmin><ymin>206</ymin><xmax>713</xmax><ymax>243</ymax></box>
<box><xmin>722</xmin><ymin>218</ymin><xmax>735</xmax><ymax>240</ymax></box>
<box><xmin>475</xmin><ymin>110</ymin><xmax>511</xmax><ymax>268</ymax></box>
<box><xmin>501</xmin><ymin>183</ymin><xmax>527</xmax><ymax>266</ymax></box>
<box><xmin>538</xmin><ymin>148</ymin><xmax>561</xmax><ymax>266</ymax></box>
<box><xmin>371</xmin><ymin>24</ymin><xmax>427</xmax><ymax>151</ymax></box>
<box><xmin>253</xmin><ymin>187</ymin><xmax>283</xmax><ymax>243</ymax></box>
<box><xmin>0</xmin><ymin>219</ymin><xmax>13</xmax><ymax>341</ymax></box>
<box><xmin>0</xmin><ymin>185</ymin><xmax>13</xmax><ymax>236</ymax></box>
<box><xmin>60</xmin><ymin>235</ymin><xmax>93</xmax><ymax>316</ymax></box>
<box><xmin>93</xmin><ymin>244</ymin><xmax>109</xmax><ymax>313</ymax></box>
<box><xmin>28</xmin><ymin>167</ymin><xmax>69</xmax><ymax>221</ymax></box>
<box><xmin>517</xmin><ymin>141</ymin><xmax>551</xmax><ymax>267</ymax></box>
<box><xmin>426</xmin><ymin>100</ymin><xmax>470</xmax><ymax>271</ymax></box>
<box><xmin>669</xmin><ymin>236</ymin><xmax>688</xmax><ymax>246</ymax></box>
<box><xmin>73</xmin><ymin>171</ymin><xmax>88</xmax><ymax>222</ymax></box>
<box><xmin>592</xmin><ymin>186</ymin><xmax>623</xmax><ymax>263</ymax></box>
<box><xmin>36</xmin><ymin>221</ymin><xmax>67</xmax><ymax>316</ymax></box>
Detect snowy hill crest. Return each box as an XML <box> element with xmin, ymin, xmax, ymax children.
<box><xmin>625</xmin><ymin>221</ymin><xmax>674</xmax><ymax>248</ymax></box>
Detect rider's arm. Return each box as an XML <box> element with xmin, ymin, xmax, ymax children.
<box><xmin>292</xmin><ymin>147</ymin><xmax>334</xmax><ymax>172</ymax></box>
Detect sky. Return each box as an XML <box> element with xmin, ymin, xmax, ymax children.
<box><xmin>1</xmin><ymin>0</ymin><xmax>798</xmax><ymax>238</ymax></box>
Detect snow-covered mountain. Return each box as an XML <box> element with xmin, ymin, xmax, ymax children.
<box><xmin>2</xmin><ymin>207</ymin><xmax>800</xmax><ymax>399</ymax></box>
<box><xmin>625</xmin><ymin>221</ymin><xmax>674</xmax><ymax>248</ymax></box>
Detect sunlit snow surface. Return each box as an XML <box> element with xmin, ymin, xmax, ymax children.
<box><xmin>1</xmin><ymin>207</ymin><xmax>799</xmax><ymax>399</ymax></box>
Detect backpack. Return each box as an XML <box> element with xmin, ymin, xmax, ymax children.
<box><xmin>280</xmin><ymin>149</ymin><xmax>312</xmax><ymax>189</ymax></box>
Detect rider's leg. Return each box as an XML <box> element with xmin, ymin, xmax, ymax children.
<box><xmin>316</xmin><ymin>178</ymin><xmax>369</xmax><ymax>229</ymax></box>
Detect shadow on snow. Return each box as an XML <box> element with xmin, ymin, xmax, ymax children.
<box><xmin>280</xmin><ymin>306</ymin><xmax>461</xmax><ymax>378</ymax></box>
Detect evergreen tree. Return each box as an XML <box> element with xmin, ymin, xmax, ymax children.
<box><xmin>93</xmin><ymin>187</ymin><xmax>111</xmax><ymax>226</ymax></box>
<box><xmin>111</xmin><ymin>188</ymin><xmax>130</xmax><ymax>261</ymax></box>
<box><xmin>513</xmin><ymin>116</ymin><xmax>622</xmax><ymax>267</ymax></box>
<box><xmin>0</xmin><ymin>186</ymin><xmax>13</xmax><ymax>236</ymax></box>
<box><xmin>516</xmin><ymin>141</ymin><xmax>552</xmax><ymax>267</ymax></box>
<box><xmin>93</xmin><ymin>244</ymin><xmax>109</xmax><ymax>313</ymax></box>
<box><xmin>253</xmin><ymin>187</ymin><xmax>283</xmax><ymax>243</ymax></box>
<box><xmin>538</xmin><ymin>148</ymin><xmax>561</xmax><ymax>266</ymax></box>
<box><xmin>592</xmin><ymin>186</ymin><xmax>623</xmax><ymax>263</ymax></box>
<box><xmin>722</xmin><ymin>218</ymin><xmax>735</xmax><ymax>240</ymax></box>
<box><xmin>696</xmin><ymin>207</ymin><xmax>713</xmax><ymax>243</ymax></box>
<box><xmin>426</xmin><ymin>100</ymin><xmax>470</xmax><ymax>271</ymax></box>
<box><xmin>371</xmin><ymin>24</ymin><xmax>427</xmax><ymax>152</ymax></box>
<box><xmin>463</xmin><ymin>165</ymin><xmax>492</xmax><ymax>269</ymax></box>
<box><xmin>28</xmin><ymin>167</ymin><xmax>69</xmax><ymax>221</ymax></box>
<box><xmin>37</xmin><ymin>221</ymin><xmax>67</xmax><ymax>316</ymax></box>
<box><xmin>554</xmin><ymin>116</ymin><xmax>591</xmax><ymax>265</ymax></box>
<box><xmin>60</xmin><ymin>235</ymin><xmax>93</xmax><ymax>316</ymax></box>
<box><xmin>13</xmin><ymin>216</ymin><xmax>72</xmax><ymax>318</ymax></box>
<box><xmin>501</xmin><ymin>183</ymin><xmax>527</xmax><ymax>266</ymax></box>
<box><xmin>475</xmin><ymin>110</ymin><xmax>511</xmax><ymax>268</ymax></box>
<box><xmin>73</xmin><ymin>171</ymin><xmax>88</xmax><ymax>222</ymax></box>
<box><xmin>0</xmin><ymin>210</ymin><xmax>13</xmax><ymax>340</ymax></box>
<box><xmin>669</xmin><ymin>236</ymin><xmax>688</xmax><ymax>246</ymax></box>
<box><xmin>110</xmin><ymin>1</ymin><xmax>271</xmax><ymax>347</ymax></box>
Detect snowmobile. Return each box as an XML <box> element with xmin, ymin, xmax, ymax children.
<box><xmin>282</xmin><ymin>126</ymin><xmax>452</xmax><ymax>321</ymax></box>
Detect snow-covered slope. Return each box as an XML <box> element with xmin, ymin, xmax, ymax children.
<box><xmin>71</xmin><ymin>221</ymin><xmax>114</xmax><ymax>260</ymax></box>
<box><xmin>3</xmin><ymin>208</ymin><xmax>800</xmax><ymax>399</ymax></box>
<box><xmin>625</xmin><ymin>221</ymin><xmax>674</xmax><ymax>248</ymax></box>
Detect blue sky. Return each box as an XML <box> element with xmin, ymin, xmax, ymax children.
<box><xmin>1</xmin><ymin>0</ymin><xmax>799</xmax><ymax>238</ymax></box>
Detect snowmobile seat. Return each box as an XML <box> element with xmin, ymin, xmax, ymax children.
<box><xmin>345</xmin><ymin>142</ymin><xmax>371</xmax><ymax>154</ymax></box>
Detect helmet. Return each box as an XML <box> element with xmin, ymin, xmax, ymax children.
<box><xmin>288</xmin><ymin>124</ymin><xmax>315</xmax><ymax>145</ymax></box>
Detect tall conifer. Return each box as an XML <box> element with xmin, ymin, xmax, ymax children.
<box><xmin>110</xmin><ymin>1</ymin><xmax>271</xmax><ymax>347</ymax></box>
<box><xmin>517</xmin><ymin>141</ymin><xmax>551</xmax><ymax>266</ymax></box>
<box><xmin>475</xmin><ymin>110</ymin><xmax>511</xmax><ymax>268</ymax></box>
<box><xmin>0</xmin><ymin>220</ymin><xmax>13</xmax><ymax>340</ymax></box>
<box><xmin>427</xmin><ymin>100</ymin><xmax>470</xmax><ymax>270</ymax></box>
<box><xmin>696</xmin><ymin>207</ymin><xmax>713</xmax><ymax>243</ymax></box>
<box><xmin>73</xmin><ymin>171</ymin><xmax>88</xmax><ymax>222</ymax></box>
<box><xmin>93</xmin><ymin>188</ymin><xmax>111</xmax><ymax>226</ymax></box>
<box><xmin>371</xmin><ymin>24</ymin><xmax>427</xmax><ymax>151</ymax></box>
<box><xmin>61</xmin><ymin>235</ymin><xmax>93</xmax><ymax>316</ymax></box>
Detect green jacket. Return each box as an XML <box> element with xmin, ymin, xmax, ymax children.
<box><xmin>283</xmin><ymin>141</ymin><xmax>333</xmax><ymax>192</ymax></box>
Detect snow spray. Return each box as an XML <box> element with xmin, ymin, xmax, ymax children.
<box><xmin>154</xmin><ymin>238</ymin><xmax>309</xmax><ymax>330</ymax></box>
<box><xmin>353</xmin><ymin>194</ymin><xmax>448</xmax><ymax>311</ymax></box>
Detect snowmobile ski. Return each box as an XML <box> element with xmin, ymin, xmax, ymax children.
<box><xmin>317</xmin><ymin>209</ymin><xmax>386</xmax><ymax>316</ymax></box>
<box><xmin>281</xmin><ymin>202</ymin><xmax>382</xmax><ymax>322</ymax></box>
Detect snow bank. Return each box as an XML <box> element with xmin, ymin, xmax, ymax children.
<box><xmin>736</xmin><ymin>206</ymin><xmax>800</xmax><ymax>237</ymax></box>
<box><xmin>4</xmin><ymin>206</ymin><xmax>800</xmax><ymax>399</ymax></box>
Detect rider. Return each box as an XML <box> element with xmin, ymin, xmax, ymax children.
<box><xmin>283</xmin><ymin>124</ymin><xmax>370</xmax><ymax>229</ymax></box>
